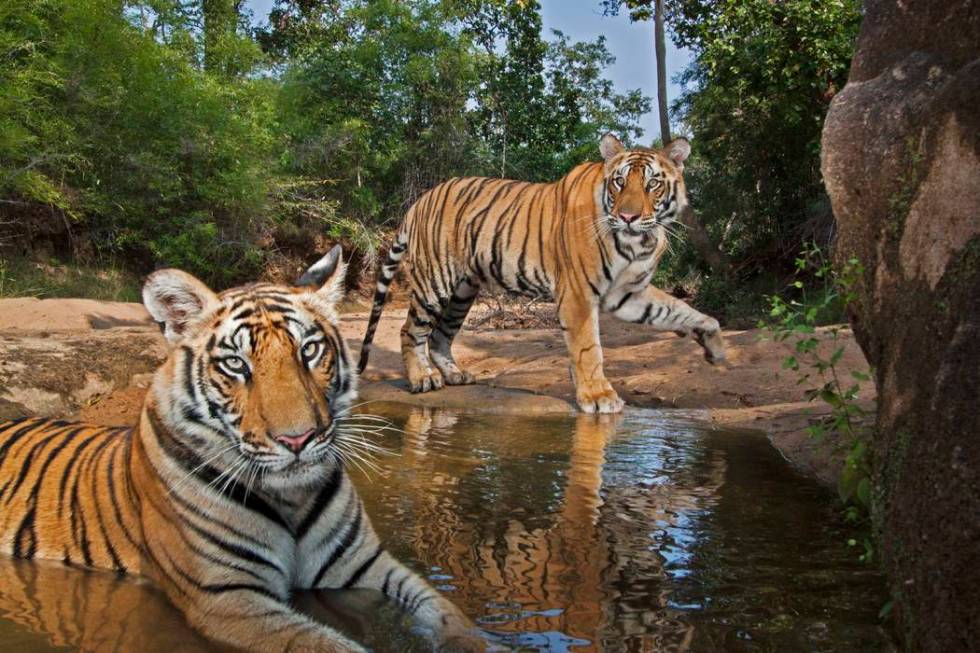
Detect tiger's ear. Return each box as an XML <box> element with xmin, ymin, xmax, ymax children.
<box><xmin>297</xmin><ymin>244</ymin><xmax>346</xmax><ymax>303</ymax></box>
<box><xmin>143</xmin><ymin>269</ymin><xmax>220</xmax><ymax>345</ymax></box>
<box><xmin>665</xmin><ymin>138</ymin><xmax>691</xmax><ymax>170</ymax></box>
<box><xmin>599</xmin><ymin>132</ymin><xmax>625</xmax><ymax>161</ymax></box>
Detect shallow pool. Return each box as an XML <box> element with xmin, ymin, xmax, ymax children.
<box><xmin>0</xmin><ymin>405</ymin><xmax>889</xmax><ymax>651</ymax></box>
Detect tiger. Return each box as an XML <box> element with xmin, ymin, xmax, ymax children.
<box><xmin>358</xmin><ymin>133</ymin><xmax>726</xmax><ymax>413</ymax></box>
<box><xmin>0</xmin><ymin>245</ymin><xmax>482</xmax><ymax>653</ymax></box>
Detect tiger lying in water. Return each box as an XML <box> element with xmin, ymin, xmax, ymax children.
<box><xmin>0</xmin><ymin>246</ymin><xmax>481</xmax><ymax>652</ymax></box>
<box><xmin>358</xmin><ymin>133</ymin><xmax>725</xmax><ymax>413</ymax></box>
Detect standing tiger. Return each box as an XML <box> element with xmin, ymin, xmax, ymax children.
<box><xmin>0</xmin><ymin>246</ymin><xmax>481</xmax><ymax>653</ymax></box>
<box><xmin>359</xmin><ymin>133</ymin><xmax>725</xmax><ymax>413</ymax></box>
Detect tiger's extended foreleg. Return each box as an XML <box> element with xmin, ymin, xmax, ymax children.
<box><xmin>143</xmin><ymin>531</ymin><xmax>365</xmax><ymax>652</ymax></box>
<box><xmin>604</xmin><ymin>284</ymin><xmax>725</xmax><ymax>363</ymax></box>
<box><xmin>313</xmin><ymin>540</ymin><xmax>483</xmax><ymax>652</ymax></box>
<box><xmin>428</xmin><ymin>278</ymin><xmax>480</xmax><ymax>386</ymax></box>
<box><xmin>179</xmin><ymin>587</ymin><xmax>365</xmax><ymax>653</ymax></box>
<box><xmin>558</xmin><ymin>291</ymin><xmax>624</xmax><ymax>414</ymax></box>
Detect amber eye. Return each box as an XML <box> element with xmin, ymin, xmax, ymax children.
<box><xmin>647</xmin><ymin>179</ymin><xmax>663</xmax><ymax>192</ymax></box>
<box><xmin>612</xmin><ymin>176</ymin><xmax>625</xmax><ymax>190</ymax></box>
<box><xmin>219</xmin><ymin>356</ymin><xmax>249</xmax><ymax>376</ymax></box>
<box><xmin>301</xmin><ymin>340</ymin><xmax>323</xmax><ymax>364</ymax></box>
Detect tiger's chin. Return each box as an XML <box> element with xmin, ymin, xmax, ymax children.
<box><xmin>259</xmin><ymin>454</ymin><xmax>340</xmax><ymax>493</ymax></box>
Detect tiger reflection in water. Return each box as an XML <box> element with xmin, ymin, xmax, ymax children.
<box><xmin>352</xmin><ymin>408</ymin><xmax>727</xmax><ymax>651</ymax></box>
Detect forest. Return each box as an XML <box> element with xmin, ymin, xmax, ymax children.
<box><xmin>1</xmin><ymin>0</ymin><xmax>860</xmax><ymax>323</ymax></box>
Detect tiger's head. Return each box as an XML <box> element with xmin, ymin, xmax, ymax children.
<box><xmin>598</xmin><ymin>132</ymin><xmax>691</xmax><ymax>236</ymax></box>
<box><xmin>142</xmin><ymin>246</ymin><xmax>357</xmax><ymax>491</ymax></box>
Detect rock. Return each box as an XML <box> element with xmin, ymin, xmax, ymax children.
<box><xmin>358</xmin><ymin>380</ymin><xmax>575</xmax><ymax>415</ymax></box>
<box><xmin>0</xmin><ymin>328</ymin><xmax>165</xmax><ymax>421</ymax></box>
<box><xmin>821</xmin><ymin>2</ymin><xmax>980</xmax><ymax>650</ymax></box>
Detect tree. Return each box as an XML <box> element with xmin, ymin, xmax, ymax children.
<box><xmin>669</xmin><ymin>0</ymin><xmax>861</xmax><ymax>275</ymax></box>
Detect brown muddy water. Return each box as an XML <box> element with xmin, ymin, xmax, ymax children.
<box><xmin>0</xmin><ymin>404</ymin><xmax>889</xmax><ymax>652</ymax></box>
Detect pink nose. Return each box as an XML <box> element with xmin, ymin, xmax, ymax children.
<box><xmin>619</xmin><ymin>212</ymin><xmax>640</xmax><ymax>223</ymax></box>
<box><xmin>275</xmin><ymin>428</ymin><xmax>317</xmax><ymax>454</ymax></box>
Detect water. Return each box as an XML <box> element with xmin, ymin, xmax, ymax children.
<box><xmin>0</xmin><ymin>405</ymin><xmax>889</xmax><ymax>652</ymax></box>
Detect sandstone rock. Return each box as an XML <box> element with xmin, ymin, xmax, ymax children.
<box><xmin>0</xmin><ymin>328</ymin><xmax>165</xmax><ymax>421</ymax></box>
<box><xmin>821</xmin><ymin>2</ymin><xmax>980</xmax><ymax>649</ymax></box>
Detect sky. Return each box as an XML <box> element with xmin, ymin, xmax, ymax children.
<box><xmin>244</xmin><ymin>0</ymin><xmax>693</xmax><ymax>142</ymax></box>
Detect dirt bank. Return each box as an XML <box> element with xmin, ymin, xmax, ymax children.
<box><xmin>0</xmin><ymin>298</ymin><xmax>874</xmax><ymax>488</ymax></box>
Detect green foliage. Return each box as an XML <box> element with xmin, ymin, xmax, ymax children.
<box><xmin>672</xmin><ymin>0</ymin><xmax>861</xmax><ymax>259</ymax></box>
<box><xmin>1</xmin><ymin>0</ymin><xmax>278</xmax><ymax>286</ymax></box>
<box><xmin>761</xmin><ymin>243</ymin><xmax>875</xmax><ymax>562</ymax></box>
<box><xmin>1</xmin><ymin>0</ymin><xmax>649</xmax><ymax>294</ymax></box>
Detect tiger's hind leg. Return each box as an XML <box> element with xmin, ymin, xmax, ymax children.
<box><xmin>428</xmin><ymin>277</ymin><xmax>480</xmax><ymax>386</ymax></box>
<box><xmin>401</xmin><ymin>294</ymin><xmax>446</xmax><ymax>394</ymax></box>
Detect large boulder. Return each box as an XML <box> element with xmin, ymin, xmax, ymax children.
<box><xmin>821</xmin><ymin>2</ymin><xmax>979</xmax><ymax>650</ymax></box>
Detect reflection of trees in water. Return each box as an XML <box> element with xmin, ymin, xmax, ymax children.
<box><xmin>0</xmin><ymin>557</ymin><xmax>213</xmax><ymax>652</ymax></box>
<box><xmin>361</xmin><ymin>408</ymin><xmax>729</xmax><ymax>651</ymax></box>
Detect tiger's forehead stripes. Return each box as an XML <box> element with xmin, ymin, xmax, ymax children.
<box><xmin>611</xmin><ymin>152</ymin><xmax>669</xmax><ymax>183</ymax></box>
<box><xmin>207</xmin><ymin>291</ymin><xmax>328</xmax><ymax>358</ymax></box>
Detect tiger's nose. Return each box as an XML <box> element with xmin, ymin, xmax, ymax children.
<box><xmin>619</xmin><ymin>212</ymin><xmax>640</xmax><ymax>223</ymax></box>
<box><xmin>275</xmin><ymin>428</ymin><xmax>317</xmax><ymax>454</ymax></box>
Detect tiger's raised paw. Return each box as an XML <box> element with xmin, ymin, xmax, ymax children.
<box><xmin>576</xmin><ymin>381</ymin><xmax>625</xmax><ymax>414</ymax></box>
<box><xmin>693</xmin><ymin>326</ymin><xmax>726</xmax><ymax>365</ymax></box>
<box><xmin>409</xmin><ymin>370</ymin><xmax>444</xmax><ymax>393</ymax></box>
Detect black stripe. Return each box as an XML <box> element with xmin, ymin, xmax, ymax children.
<box><xmin>312</xmin><ymin>509</ymin><xmax>363</xmax><ymax>587</ymax></box>
<box><xmin>636</xmin><ymin>304</ymin><xmax>653</xmax><ymax>324</ymax></box>
<box><xmin>341</xmin><ymin>547</ymin><xmax>383</xmax><ymax>588</ymax></box>
<box><xmin>296</xmin><ymin>465</ymin><xmax>343</xmax><ymax>538</ymax></box>
<box><xmin>613</xmin><ymin>292</ymin><xmax>634</xmax><ymax>312</ymax></box>
<box><xmin>12</xmin><ymin>506</ymin><xmax>36</xmax><ymax>559</ymax></box>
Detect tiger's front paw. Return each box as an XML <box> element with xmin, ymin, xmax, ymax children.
<box><xmin>693</xmin><ymin>321</ymin><xmax>726</xmax><ymax>364</ymax></box>
<box><xmin>409</xmin><ymin>369</ymin><xmax>444</xmax><ymax>393</ymax></box>
<box><xmin>436</xmin><ymin>364</ymin><xmax>475</xmax><ymax>386</ymax></box>
<box><xmin>576</xmin><ymin>380</ymin><xmax>624</xmax><ymax>414</ymax></box>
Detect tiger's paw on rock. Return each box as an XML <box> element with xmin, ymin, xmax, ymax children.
<box><xmin>409</xmin><ymin>370</ymin><xmax>445</xmax><ymax>393</ymax></box>
<box><xmin>440</xmin><ymin>368</ymin><xmax>476</xmax><ymax>386</ymax></box>
<box><xmin>576</xmin><ymin>381</ymin><xmax>625</xmax><ymax>414</ymax></box>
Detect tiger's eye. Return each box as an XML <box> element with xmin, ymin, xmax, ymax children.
<box><xmin>221</xmin><ymin>356</ymin><xmax>248</xmax><ymax>375</ymax></box>
<box><xmin>301</xmin><ymin>341</ymin><xmax>322</xmax><ymax>361</ymax></box>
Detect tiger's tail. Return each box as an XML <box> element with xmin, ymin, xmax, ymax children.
<box><xmin>358</xmin><ymin>227</ymin><xmax>409</xmax><ymax>374</ymax></box>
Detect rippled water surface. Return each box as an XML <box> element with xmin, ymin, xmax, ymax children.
<box><xmin>0</xmin><ymin>404</ymin><xmax>889</xmax><ymax>651</ymax></box>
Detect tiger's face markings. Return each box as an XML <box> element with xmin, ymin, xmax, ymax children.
<box><xmin>143</xmin><ymin>245</ymin><xmax>356</xmax><ymax>489</ymax></box>
<box><xmin>598</xmin><ymin>132</ymin><xmax>691</xmax><ymax>235</ymax></box>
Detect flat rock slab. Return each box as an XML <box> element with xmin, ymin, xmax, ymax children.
<box><xmin>0</xmin><ymin>328</ymin><xmax>165</xmax><ymax>420</ymax></box>
<box><xmin>358</xmin><ymin>380</ymin><xmax>574</xmax><ymax>415</ymax></box>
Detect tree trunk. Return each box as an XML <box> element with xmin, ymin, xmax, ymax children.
<box><xmin>821</xmin><ymin>2</ymin><xmax>980</xmax><ymax>649</ymax></box>
<box><xmin>654</xmin><ymin>0</ymin><xmax>671</xmax><ymax>147</ymax></box>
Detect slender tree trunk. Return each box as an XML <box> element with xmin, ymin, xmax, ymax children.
<box><xmin>654</xmin><ymin>0</ymin><xmax>671</xmax><ymax>147</ymax></box>
<box><xmin>652</xmin><ymin>0</ymin><xmax>728</xmax><ymax>275</ymax></box>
